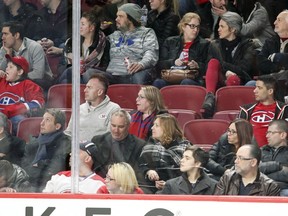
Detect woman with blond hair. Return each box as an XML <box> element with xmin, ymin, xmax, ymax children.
<box><xmin>97</xmin><ymin>162</ymin><xmax>143</xmax><ymax>194</ymax></box>
<box><xmin>153</xmin><ymin>12</ymin><xmax>210</xmax><ymax>89</ymax></box>
<box><xmin>139</xmin><ymin>113</ymin><xmax>191</xmax><ymax>193</ymax></box>
<box><xmin>129</xmin><ymin>85</ymin><xmax>167</xmax><ymax>141</ymax></box>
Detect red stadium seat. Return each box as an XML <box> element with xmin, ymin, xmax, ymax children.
<box><xmin>107</xmin><ymin>84</ymin><xmax>142</xmax><ymax>110</ymax></box>
<box><xmin>213</xmin><ymin>86</ymin><xmax>255</xmax><ymax>121</ymax></box>
<box><xmin>47</xmin><ymin>84</ymin><xmax>86</xmax><ymax>108</ymax></box>
<box><xmin>183</xmin><ymin>119</ymin><xmax>230</xmax><ymax>146</ymax></box>
<box><xmin>168</xmin><ymin>109</ymin><xmax>200</xmax><ymax>129</ymax></box>
<box><xmin>16</xmin><ymin>117</ymin><xmax>42</xmax><ymax>143</ymax></box>
<box><xmin>160</xmin><ymin>85</ymin><xmax>207</xmax><ymax>118</ymax></box>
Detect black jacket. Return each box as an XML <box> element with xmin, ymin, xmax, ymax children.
<box><xmin>21</xmin><ymin>132</ymin><xmax>71</xmax><ymax>192</ymax></box>
<box><xmin>147</xmin><ymin>8</ymin><xmax>180</xmax><ymax>47</ymax></box>
<box><xmin>257</xmin><ymin>34</ymin><xmax>288</xmax><ymax>74</ymax></box>
<box><xmin>207</xmin><ymin>37</ymin><xmax>256</xmax><ymax>84</ymax></box>
<box><xmin>260</xmin><ymin>145</ymin><xmax>288</xmax><ymax>189</ymax></box>
<box><xmin>158</xmin><ymin>35</ymin><xmax>210</xmax><ymax>78</ymax></box>
<box><xmin>206</xmin><ymin>133</ymin><xmax>236</xmax><ymax>179</ymax></box>
<box><xmin>91</xmin><ymin>132</ymin><xmax>146</xmax><ymax>181</ymax></box>
<box><xmin>158</xmin><ymin>171</ymin><xmax>217</xmax><ymax>195</ymax></box>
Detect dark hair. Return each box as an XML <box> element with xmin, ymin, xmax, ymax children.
<box><xmin>231</xmin><ymin>119</ymin><xmax>253</xmax><ymax>147</ymax></box>
<box><xmin>2</xmin><ymin>21</ymin><xmax>24</xmax><ymax>40</ymax></box>
<box><xmin>45</xmin><ymin>108</ymin><xmax>66</xmax><ymax>131</ymax></box>
<box><xmin>127</xmin><ymin>14</ymin><xmax>141</xmax><ymax>28</ymax></box>
<box><xmin>0</xmin><ymin>160</ymin><xmax>14</xmax><ymax>185</ymax></box>
<box><xmin>89</xmin><ymin>73</ymin><xmax>109</xmax><ymax>95</ymax></box>
<box><xmin>257</xmin><ymin>75</ymin><xmax>279</xmax><ymax>100</ymax></box>
<box><xmin>246</xmin><ymin>144</ymin><xmax>261</xmax><ymax>165</ymax></box>
<box><xmin>234</xmin><ymin>0</ymin><xmax>256</xmax><ymax>21</ymax></box>
<box><xmin>185</xmin><ymin>145</ymin><xmax>209</xmax><ymax>167</ymax></box>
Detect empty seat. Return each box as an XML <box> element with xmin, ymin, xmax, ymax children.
<box><xmin>16</xmin><ymin>117</ymin><xmax>43</xmax><ymax>143</ymax></box>
<box><xmin>183</xmin><ymin>119</ymin><xmax>230</xmax><ymax>146</ymax></box>
<box><xmin>47</xmin><ymin>84</ymin><xmax>86</xmax><ymax>108</ymax></box>
<box><xmin>213</xmin><ymin>86</ymin><xmax>255</xmax><ymax>121</ymax></box>
<box><xmin>168</xmin><ymin>109</ymin><xmax>200</xmax><ymax>129</ymax></box>
<box><xmin>107</xmin><ymin>84</ymin><xmax>142</xmax><ymax>110</ymax></box>
<box><xmin>160</xmin><ymin>85</ymin><xmax>207</xmax><ymax>118</ymax></box>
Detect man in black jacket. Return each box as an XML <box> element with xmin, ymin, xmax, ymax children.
<box><xmin>91</xmin><ymin>109</ymin><xmax>146</xmax><ymax>185</ymax></box>
<box><xmin>21</xmin><ymin>109</ymin><xmax>71</xmax><ymax>192</ymax></box>
<box><xmin>260</xmin><ymin>119</ymin><xmax>288</xmax><ymax>196</ymax></box>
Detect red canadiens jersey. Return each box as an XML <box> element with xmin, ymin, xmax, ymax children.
<box><xmin>0</xmin><ymin>79</ymin><xmax>45</xmax><ymax>117</ymax></box>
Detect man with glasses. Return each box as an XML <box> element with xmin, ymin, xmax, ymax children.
<box><xmin>260</xmin><ymin>119</ymin><xmax>288</xmax><ymax>196</ymax></box>
<box><xmin>214</xmin><ymin>144</ymin><xmax>280</xmax><ymax>195</ymax></box>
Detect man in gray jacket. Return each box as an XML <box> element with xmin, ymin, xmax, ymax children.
<box><xmin>0</xmin><ymin>21</ymin><xmax>53</xmax><ymax>90</ymax></box>
<box><xmin>260</xmin><ymin>119</ymin><xmax>288</xmax><ymax>196</ymax></box>
<box><xmin>105</xmin><ymin>3</ymin><xmax>159</xmax><ymax>85</ymax></box>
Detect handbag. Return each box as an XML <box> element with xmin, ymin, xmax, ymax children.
<box><xmin>161</xmin><ymin>66</ymin><xmax>199</xmax><ymax>84</ymax></box>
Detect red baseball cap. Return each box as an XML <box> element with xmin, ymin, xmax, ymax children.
<box><xmin>5</xmin><ymin>54</ymin><xmax>29</xmax><ymax>74</ymax></box>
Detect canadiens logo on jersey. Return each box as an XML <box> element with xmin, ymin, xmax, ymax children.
<box><xmin>250</xmin><ymin>110</ymin><xmax>275</xmax><ymax>125</ymax></box>
<box><xmin>0</xmin><ymin>92</ymin><xmax>24</xmax><ymax>105</ymax></box>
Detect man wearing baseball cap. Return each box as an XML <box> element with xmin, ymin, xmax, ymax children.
<box><xmin>95</xmin><ymin>3</ymin><xmax>159</xmax><ymax>85</ymax></box>
<box><xmin>43</xmin><ymin>141</ymin><xmax>106</xmax><ymax>193</ymax></box>
<box><xmin>0</xmin><ymin>54</ymin><xmax>45</xmax><ymax>134</ymax></box>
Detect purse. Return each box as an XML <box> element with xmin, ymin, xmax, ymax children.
<box><xmin>161</xmin><ymin>66</ymin><xmax>199</xmax><ymax>84</ymax></box>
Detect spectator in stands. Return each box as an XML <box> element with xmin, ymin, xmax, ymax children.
<box><xmin>36</xmin><ymin>0</ymin><xmax>72</xmax><ymax>55</ymax></box>
<box><xmin>0</xmin><ymin>21</ymin><xmax>54</xmax><ymax>90</ymax></box>
<box><xmin>197</xmin><ymin>0</ymin><xmax>236</xmax><ymax>40</ymax></box>
<box><xmin>260</xmin><ymin>120</ymin><xmax>288</xmax><ymax>196</ymax></box>
<box><xmin>58</xmin><ymin>7</ymin><xmax>109</xmax><ymax>84</ymax></box>
<box><xmin>178</xmin><ymin>0</ymin><xmax>197</xmax><ymax>17</ymax></box>
<box><xmin>158</xmin><ymin>145</ymin><xmax>217</xmax><ymax>195</ymax></box>
<box><xmin>153</xmin><ymin>12</ymin><xmax>210</xmax><ymax>89</ymax></box>
<box><xmin>64</xmin><ymin>74</ymin><xmax>120</xmax><ymax>141</ymax></box>
<box><xmin>206</xmin><ymin>119</ymin><xmax>253</xmax><ymax>180</ymax></box>
<box><xmin>257</xmin><ymin>10</ymin><xmax>288</xmax><ymax>81</ymax></box>
<box><xmin>239</xmin><ymin>75</ymin><xmax>288</xmax><ymax>147</ymax></box>
<box><xmin>0</xmin><ymin>54</ymin><xmax>45</xmax><ymax>134</ymax></box>
<box><xmin>0</xmin><ymin>0</ymin><xmax>43</xmax><ymax>41</ymax></box>
<box><xmin>146</xmin><ymin>0</ymin><xmax>180</xmax><ymax>47</ymax></box>
<box><xmin>104</xmin><ymin>3</ymin><xmax>159</xmax><ymax>85</ymax></box>
<box><xmin>22</xmin><ymin>108</ymin><xmax>71</xmax><ymax>192</ymax></box>
<box><xmin>233</xmin><ymin>0</ymin><xmax>275</xmax><ymax>49</ymax></box>
<box><xmin>0</xmin><ymin>160</ymin><xmax>32</xmax><ymax>192</ymax></box>
<box><xmin>91</xmin><ymin>109</ymin><xmax>146</xmax><ymax>183</ymax></box>
<box><xmin>201</xmin><ymin>11</ymin><xmax>256</xmax><ymax>118</ymax></box>
<box><xmin>101</xmin><ymin>0</ymin><xmax>129</xmax><ymax>36</ymax></box>
<box><xmin>43</xmin><ymin>141</ymin><xmax>105</xmax><ymax>193</ymax></box>
<box><xmin>129</xmin><ymin>85</ymin><xmax>167</xmax><ymax>141</ymax></box>
<box><xmin>214</xmin><ymin>144</ymin><xmax>280</xmax><ymax>196</ymax></box>
<box><xmin>98</xmin><ymin>162</ymin><xmax>144</xmax><ymax>194</ymax></box>
<box><xmin>0</xmin><ymin>112</ymin><xmax>25</xmax><ymax>166</ymax></box>
<box><xmin>139</xmin><ymin>113</ymin><xmax>191</xmax><ymax>193</ymax></box>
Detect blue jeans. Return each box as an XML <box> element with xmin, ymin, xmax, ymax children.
<box><xmin>152</xmin><ymin>78</ymin><xmax>201</xmax><ymax>89</ymax></box>
<box><xmin>245</xmin><ymin>80</ymin><xmax>256</xmax><ymax>87</ymax></box>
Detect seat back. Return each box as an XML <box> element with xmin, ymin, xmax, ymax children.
<box><xmin>47</xmin><ymin>84</ymin><xmax>86</xmax><ymax>108</ymax></box>
<box><xmin>160</xmin><ymin>85</ymin><xmax>207</xmax><ymax>117</ymax></box>
<box><xmin>215</xmin><ymin>86</ymin><xmax>255</xmax><ymax>112</ymax></box>
<box><xmin>107</xmin><ymin>84</ymin><xmax>141</xmax><ymax>110</ymax></box>
<box><xmin>168</xmin><ymin>109</ymin><xmax>200</xmax><ymax>129</ymax></box>
<box><xmin>183</xmin><ymin>119</ymin><xmax>230</xmax><ymax>145</ymax></box>
<box><xmin>16</xmin><ymin>117</ymin><xmax>43</xmax><ymax>143</ymax></box>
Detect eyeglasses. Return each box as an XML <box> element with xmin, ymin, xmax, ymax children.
<box><xmin>185</xmin><ymin>23</ymin><xmax>200</xmax><ymax>30</ymax></box>
<box><xmin>105</xmin><ymin>175</ymin><xmax>115</xmax><ymax>182</ymax></box>
<box><xmin>266</xmin><ymin>131</ymin><xmax>283</xmax><ymax>135</ymax></box>
<box><xmin>136</xmin><ymin>95</ymin><xmax>145</xmax><ymax>100</ymax></box>
<box><xmin>235</xmin><ymin>156</ymin><xmax>253</xmax><ymax>161</ymax></box>
<box><xmin>227</xmin><ymin>128</ymin><xmax>237</xmax><ymax>135</ymax></box>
